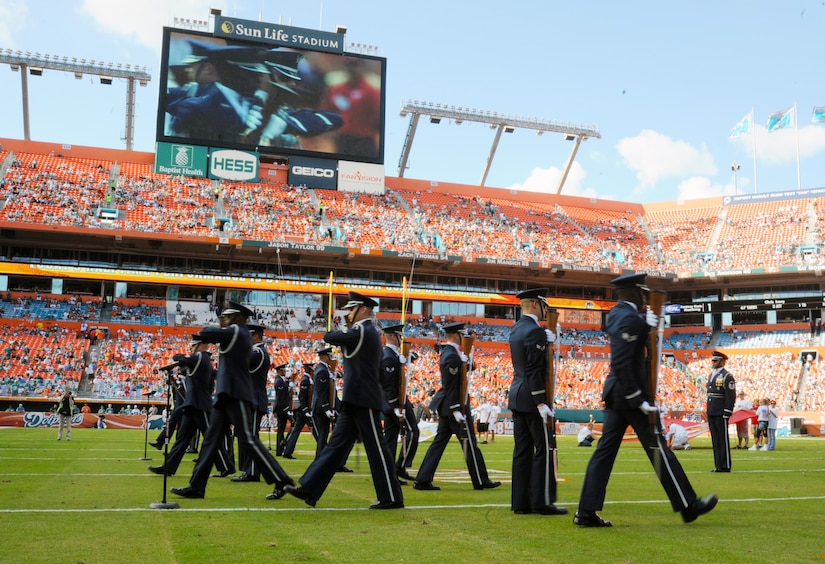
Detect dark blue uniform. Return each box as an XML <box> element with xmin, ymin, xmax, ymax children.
<box><xmin>283</xmin><ymin>370</ymin><xmax>315</xmax><ymax>458</ymax></box>
<box><xmin>297</xmin><ymin>319</ymin><xmax>402</xmax><ymax>505</ymax></box>
<box><xmin>273</xmin><ymin>372</ymin><xmax>291</xmax><ymax>456</ymax></box>
<box><xmin>508</xmin><ymin>314</ymin><xmax>559</xmax><ymax>512</ymax></box>
<box><xmin>311</xmin><ymin>362</ymin><xmax>334</xmax><ymax>457</ymax></box>
<box><xmin>237</xmin><ymin>342</ymin><xmax>271</xmax><ymax>479</ymax></box>
<box><xmin>578</xmin><ymin>301</ymin><xmax>698</xmax><ymax>514</ymax></box>
<box><xmin>415</xmin><ymin>343</ymin><xmax>494</xmax><ymax>489</ymax></box>
<box><xmin>707</xmin><ymin>366</ymin><xmax>735</xmax><ymax>471</ymax></box>
<box><xmin>380</xmin><ymin>344</ymin><xmax>420</xmax><ymax>476</ymax></box>
<box><xmin>155</xmin><ymin>351</ymin><xmax>214</xmax><ymax>475</ymax></box>
<box><xmin>180</xmin><ymin>323</ymin><xmax>292</xmax><ymax>496</ymax></box>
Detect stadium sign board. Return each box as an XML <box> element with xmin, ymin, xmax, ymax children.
<box><xmin>214</xmin><ymin>16</ymin><xmax>345</xmax><ymax>54</ymax></box>
<box><xmin>288</xmin><ymin>156</ymin><xmax>337</xmax><ymax>189</ymax></box>
<box><xmin>209</xmin><ymin>148</ymin><xmax>259</xmax><ymax>182</ymax></box>
<box><xmin>337</xmin><ymin>161</ymin><xmax>385</xmax><ymax>194</ymax></box>
<box><xmin>154</xmin><ymin>142</ymin><xmax>208</xmax><ymax>177</ymax></box>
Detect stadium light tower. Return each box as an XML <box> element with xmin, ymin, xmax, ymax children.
<box><xmin>398</xmin><ymin>100</ymin><xmax>601</xmax><ymax>193</ymax></box>
<box><xmin>0</xmin><ymin>49</ymin><xmax>152</xmax><ymax>150</ymax></box>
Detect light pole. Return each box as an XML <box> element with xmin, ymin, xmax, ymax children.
<box><xmin>731</xmin><ymin>161</ymin><xmax>740</xmax><ymax>195</ymax></box>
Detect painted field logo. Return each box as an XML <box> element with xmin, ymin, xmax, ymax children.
<box><xmin>173</xmin><ymin>145</ymin><xmax>193</xmax><ymax>167</ymax></box>
<box><xmin>209</xmin><ymin>149</ymin><xmax>259</xmax><ymax>181</ymax></box>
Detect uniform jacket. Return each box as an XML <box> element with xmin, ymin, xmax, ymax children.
<box><xmin>312</xmin><ymin>362</ymin><xmax>333</xmax><ymax>414</ymax></box>
<box><xmin>508</xmin><ymin>314</ymin><xmax>549</xmax><ymax>412</ymax></box>
<box><xmin>197</xmin><ymin>324</ymin><xmax>254</xmax><ymax>405</ymax></box>
<box><xmin>249</xmin><ymin>342</ymin><xmax>271</xmax><ymax>414</ymax></box>
<box><xmin>297</xmin><ymin>372</ymin><xmax>312</xmax><ymax>414</ymax></box>
<box><xmin>172</xmin><ymin>350</ymin><xmax>215</xmax><ymax>412</ymax></box>
<box><xmin>323</xmin><ymin>319</ymin><xmax>388</xmax><ymax>411</ymax></box>
<box><xmin>706</xmin><ymin>367</ymin><xmax>736</xmax><ymax>417</ymax></box>
<box><xmin>602</xmin><ymin>301</ymin><xmax>650</xmax><ymax>410</ymax></box>
<box><xmin>434</xmin><ymin>342</ymin><xmax>464</xmax><ymax>417</ymax></box>
<box><xmin>274</xmin><ymin>375</ymin><xmax>291</xmax><ymax>414</ymax></box>
<box><xmin>380</xmin><ymin>344</ymin><xmax>403</xmax><ymax>410</ymax></box>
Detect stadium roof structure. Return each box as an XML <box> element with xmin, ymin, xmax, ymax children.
<box><xmin>398</xmin><ymin>99</ymin><xmax>601</xmax><ymax>193</ymax></box>
<box><xmin>0</xmin><ymin>49</ymin><xmax>152</xmax><ymax>151</ymax></box>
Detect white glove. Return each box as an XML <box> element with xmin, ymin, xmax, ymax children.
<box><xmin>245</xmin><ymin>105</ymin><xmax>264</xmax><ymax>130</ymax></box>
<box><xmin>393</xmin><ymin>408</ymin><xmax>403</xmax><ymax>418</ymax></box>
<box><xmin>639</xmin><ymin>401</ymin><xmax>658</xmax><ymax>414</ymax></box>
<box><xmin>325</xmin><ymin>409</ymin><xmax>336</xmax><ymax>419</ymax></box>
<box><xmin>537</xmin><ymin>403</ymin><xmax>554</xmax><ymax>422</ymax></box>
<box><xmin>453</xmin><ymin>411</ymin><xmax>467</xmax><ymax>423</ymax></box>
<box><xmin>398</xmin><ymin>355</ymin><xmax>407</xmax><ymax>365</ymax></box>
<box><xmin>545</xmin><ymin>329</ymin><xmax>556</xmax><ymax>344</ymax></box>
<box><xmin>645</xmin><ymin>309</ymin><xmax>658</xmax><ymax>328</ymax></box>
<box><xmin>459</xmin><ymin>352</ymin><xmax>469</xmax><ymax>363</ymax></box>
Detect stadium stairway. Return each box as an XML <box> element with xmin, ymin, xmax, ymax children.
<box><xmin>636</xmin><ymin>212</ymin><xmax>663</xmax><ymax>263</ymax></box>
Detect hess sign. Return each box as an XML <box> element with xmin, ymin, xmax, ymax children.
<box><xmin>209</xmin><ymin>149</ymin><xmax>259</xmax><ymax>181</ymax></box>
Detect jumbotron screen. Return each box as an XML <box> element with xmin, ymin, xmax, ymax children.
<box><xmin>156</xmin><ymin>28</ymin><xmax>386</xmax><ymax>164</ymax></box>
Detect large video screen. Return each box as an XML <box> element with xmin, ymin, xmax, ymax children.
<box><xmin>156</xmin><ymin>28</ymin><xmax>386</xmax><ymax>164</ymax></box>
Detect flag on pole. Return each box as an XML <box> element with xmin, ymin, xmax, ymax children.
<box><xmin>766</xmin><ymin>106</ymin><xmax>794</xmax><ymax>131</ymax></box>
<box><xmin>729</xmin><ymin>112</ymin><xmax>752</xmax><ymax>138</ymax></box>
<box><xmin>812</xmin><ymin>106</ymin><xmax>825</xmax><ymax>124</ymax></box>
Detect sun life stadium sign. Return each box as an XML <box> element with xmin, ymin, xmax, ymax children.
<box><xmin>214</xmin><ymin>16</ymin><xmax>345</xmax><ymax>55</ymax></box>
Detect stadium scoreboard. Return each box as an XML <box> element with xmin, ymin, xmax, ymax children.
<box><xmin>667</xmin><ymin>296</ymin><xmax>825</xmax><ymax>315</ymax></box>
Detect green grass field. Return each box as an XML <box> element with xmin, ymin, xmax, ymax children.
<box><xmin>0</xmin><ymin>427</ymin><xmax>823</xmax><ymax>563</ymax></box>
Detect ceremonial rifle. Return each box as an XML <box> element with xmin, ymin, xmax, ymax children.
<box><xmin>458</xmin><ymin>333</ymin><xmax>475</xmax><ymax>457</ymax></box>
<box><xmin>543</xmin><ymin>306</ymin><xmax>561</xmax><ymax>477</ymax></box>
<box><xmin>398</xmin><ymin>276</ymin><xmax>410</xmax><ymax>456</ymax></box>
<box><xmin>647</xmin><ymin>290</ymin><xmax>667</xmax><ymax>474</ymax></box>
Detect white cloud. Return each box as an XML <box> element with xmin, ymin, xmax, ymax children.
<box><xmin>616</xmin><ymin>130</ymin><xmax>717</xmax><ymax>194</ymax></box>
<box><xmin>676</xmin><ymin>176</ymin><xmax>736</xmax><ymax>202</ymax></box>
<box><xmin>0</xmin><ymin>0</ymin><xmax>29</xmax><ymax>47</ymax></box>
<box><xmin>734</xmin><ymin>125</ymin><xmax>825</xmax><ymax>165</ymax></box>
<box><xmin>507</xmin><ymin>162</ymin><xmax>603</xmax><ymax>199</ymax></box>
<box><xmin>80</xmin><ymin>0</ymin><xmax>218</xmax><ymax>52</ymax></box>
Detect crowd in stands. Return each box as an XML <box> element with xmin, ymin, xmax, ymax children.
<box><xmin>6</xmin><ymin>150</ymin><xmax>825</xmax><ymax>272</ymax></box>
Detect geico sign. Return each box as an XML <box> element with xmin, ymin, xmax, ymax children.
<box><xmin>291</xmin><ymin>166</ymin><xmax>335</xmax><ymax>178</ymax></box>
<box><xmin>210</xmin><ymin>150</ymin><xmax>258</xmax><ymax>181</ymax></box>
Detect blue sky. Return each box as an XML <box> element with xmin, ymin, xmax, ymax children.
<box><xmin>1</xmin><ymin>0</ymin><xmax>825</xmax><ymax>204</ymax></box>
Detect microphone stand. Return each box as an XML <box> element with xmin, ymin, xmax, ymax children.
<box><xmin>139</xmin><ymin>390</ymin><xmax>156</xmax><ymax>461</ymax></box>
<box><xmin>150</xmin><ymin>370</ymin><xmax>179</xmax><ymax>510</ymax></box>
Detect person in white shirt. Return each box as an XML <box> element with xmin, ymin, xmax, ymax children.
<box><xmin>733</xmin><ymin>391</ymin><xmax>753</xmax><ymax>449</ymax></box>
<box><xmin>485</xmin><ymin>401</ymin><xmax>502</xmax><ymax>444</ymax></box>
<box><xmin>667</xmin><ymin>423</ymin><xmax>690</xmax><ymax>450</ymax></box>
<box><xmin>475</xmin><ymin>399</ymin><xmax>492</xmax><ymax>443</ymax></box>
<box><xmin>766</xmin><ymin>399</ymin><xmax>779</xmax><ymax>451</ymax></box>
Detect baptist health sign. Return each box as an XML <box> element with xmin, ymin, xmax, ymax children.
<box><xmin>155</xmin><ymin>142</ymin><xmax>208</xmax><ymax>177</ymax></box>
<box><xmin>155</xmin><ymin>143</ymin><xmax>259</xmax><ymax>182</ymax></box>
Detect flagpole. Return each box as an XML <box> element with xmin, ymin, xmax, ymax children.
<box><xmin>751</xmin><ymin>107</ymin><xmax>758</xmax><ymax>193</ymax></box>
<box><xmin>795</xmin><ymin>102</ymin><xmax>801</xmax><ymax>191</ymax></box>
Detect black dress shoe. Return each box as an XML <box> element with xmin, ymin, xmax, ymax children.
<box><xmin>231</xmin><ymin>472</ymin><xmax>260</xmax><ymax>482</ymax></box>
<box><xmin>149</xmin><ymin>441</ymin><xmax>163</xmax><ymax>451</ymax></box>
<box><xmin>212</xmin><ymin>469</ymin><xmax>235</xmax><ymax>478</ymax></box>
<box><xmin>573</xmin><ymin>511</ymin><xmax>613</xmax><ymax>527</ymax></box>
<box><xmin>266</xmin><ymin>487</ymin><xmax>286</xmax><ymax>500</ymax></box>
<box><xmin>413</xmin><ymin>481</ymin><xmax>441</xmax><ymax>491</ymax></box>
<box><xmin>397</xmin><ymin>468</ymin><xmax>414</xmax><ymax>481</ymax></box>
<box><xmin>533</xmin><ymin>505</ymin><xmax>569</xmax><ymax>515</ymax></box>
<box><xmin>369</xmin><ymin>500</ymin><xmax>404</xmax><ymax>510</ymax></box>
<box><xmin>170</xmin><ymin>486</ymin><xmax>204</xmax><ymax>499</ymax></box>
<box><xmin>337</xmin><ymin>466</ymin><xmax>354</xmax><ymax>473</ymax></box>
<box><xmin>284</xmin><ymin>485</ymin><xmax>317</xmax><ymax>507</ymax></box>
<box><xmin>475</xmin><ymin>480</ymin><xmax>502</xmax><ymax>490</ymax></box>
<box><xmin>398</xmin><ymin>478</ymin><xmax>408</xmax><ymax>486</ymax></box>
<box><xmin>282</xmin><ymin>454</ymin><xmax>296</xmax><ymax>460</ymax></box>
<box><xmin>710</xmin><ymin>468</ymin><xmax>730</xmax><ymax>473</ymax></box>
<box><xmin>513</xmin><ymin>509</ymin><xmax>531</xmax><ymax>515</ymax></box>
<box><xmin>147</xmin><ymin>465</ymin><xmax>173</xmax><ymax>476</ymax></box>
<box><xmin>682</xmin><ymin>493</ymin><xmax>719</xmax><ymax>523</ymax></box>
